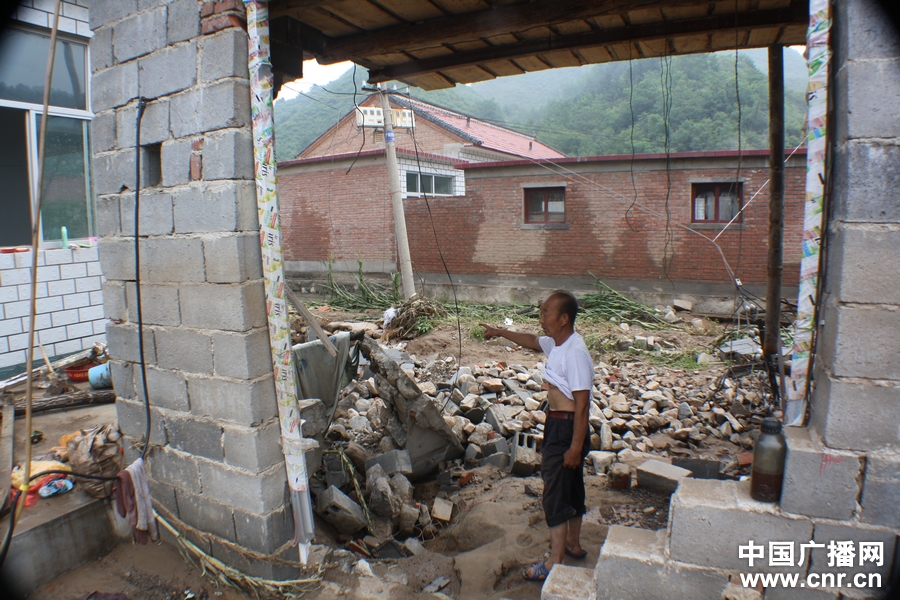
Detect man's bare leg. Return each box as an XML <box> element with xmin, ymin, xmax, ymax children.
<box><xmin>525</xmin><ymin>522</ymin><xmax>567</xmax><ymax>578</ymax></box>
<box><xmin>566</xmin><ymin>516</ymin><xmax>584</xmax><ymax>554</ymax></box>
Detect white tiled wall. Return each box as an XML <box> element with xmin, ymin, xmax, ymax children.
<box><xmin>12</xmin><ymin>0</ymin><xmax>92</xmax><ymax>38</ymax></box>
<box><xmin>399</xmin><ymin>157</ymin><xmax>466</xmax><ymax>197</ymax></box>
<box><xmin>0</xmin><ymin>247</ymin><xmax>106</xmax><ymax>368</ymax></box>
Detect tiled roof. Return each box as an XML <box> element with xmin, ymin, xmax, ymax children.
<box><xmin>391</xmin><ymin>95</ymin><xmax>566</xmax><ymax>160</ymax></box>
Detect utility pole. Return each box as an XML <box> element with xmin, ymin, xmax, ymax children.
<box><xmin>764</xmin><ymin>46</ymin><xmax>785</xmax><ymax>359</ymax></box>
<box><xmin>379</xmin><ymin>87</ymin><xmax>416</xmax><ymax>301</ymax></box>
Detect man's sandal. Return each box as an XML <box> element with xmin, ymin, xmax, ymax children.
<box><xmin>523</xmin><ymin>561</ymin><xmax>550</xmax><ymax>581</ymax></box>
<box><xmin>565</xmin><ymin>547</ymin><xmax>588</xmax><ymax>559</ymax></box>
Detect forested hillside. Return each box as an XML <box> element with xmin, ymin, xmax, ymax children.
<box><xmin>273</xmin><ymin>48</ymin><xmax>808</xmax><ymax>160</ymax></box>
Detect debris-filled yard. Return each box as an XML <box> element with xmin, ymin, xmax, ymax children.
<box><xmin>25</xmin><ymin>292</ymin><xmax>779</xmax><ymax>599</ymax></box>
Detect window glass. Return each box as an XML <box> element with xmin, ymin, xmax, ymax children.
<box><xmin>547</xmin><ymin>191</ymin><xmax>565</xmax><ymax>221</ymax></box>
<box><xmin>719</xmin><ymin>190</ymin><xmax>739</xmax><ymax>221</ymax></box>
<box><xmin>406</xmin><ymin>171</ymin><xmax>418</xmax><ymax>193</ymax></box>
<box><xmin>0</xmin><ymin>29</ymin><xmax>86</xmax><ymax>110</ymax></box>
<box><xmin>37</xmin><ymin>114</ymin><xmax>92</xmax><ymax>240</ymax></box>
<box><xmin>692</xmin><ymin>183</ymin><xmax>741</xmax><ymax>223</ymax></box>
<box><xmin>0</xmin><ymin>106</ymin><xmax>32</xmax><ymax>247</ymax></box>
<box><xmin>434</xmin><ymin>176</ymin><xmax>452</xmax><ymax>195</ymax></box>
<box><xmin>527</xmin><ymin>191</ymin><xmax>544</xmax><ymax>221</ymax></box>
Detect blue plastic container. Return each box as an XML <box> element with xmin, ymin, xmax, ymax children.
<box><xmin>88</xmin><ymin>362</ymin><xmax>112</xmax><ymax>389</ymax></box>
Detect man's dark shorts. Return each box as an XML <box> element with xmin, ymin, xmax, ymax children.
<box><xmin>541</xmin><ymin>414</ymin><xmax>591</xmax><ymax>528</ymax></box>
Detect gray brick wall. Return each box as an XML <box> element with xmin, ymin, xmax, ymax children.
<box><xmin>89</xmin><ymin>1</ymin><xmax>289</xmax><ymax>572</ymax></box>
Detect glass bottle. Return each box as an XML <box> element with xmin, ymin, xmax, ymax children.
<box><xmin>750</xmin><ymin>418</ymin><xmax>786</xmax><ymax>502</ymax></box>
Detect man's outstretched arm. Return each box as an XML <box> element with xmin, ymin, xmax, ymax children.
<box><xmin>479</xmin><ymin>323</ymin><xmax>543</xmax><ymax>351</ymax></box>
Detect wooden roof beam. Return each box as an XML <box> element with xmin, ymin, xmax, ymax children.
<box><xmin>366</xmin><ymin>0</ymin><xmax>807</xmax><ymax>83</ymax></box>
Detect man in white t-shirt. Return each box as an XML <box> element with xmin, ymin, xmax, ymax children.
<box><xmin>481</xmin><ymin>290</ymin><xmax>594</xmax><ymax>582</ymax></box>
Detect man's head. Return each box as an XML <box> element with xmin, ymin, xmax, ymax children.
<box><xmin>540</xmin><ymin>290</ymin><xmax>578</xmax><ymax>337</ymax></box>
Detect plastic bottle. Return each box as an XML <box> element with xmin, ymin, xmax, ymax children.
<box><xmin>60</xmin><ymin>226</ymin><xmax>68</xmax><ymax>249</ymax></box>
<box><xmin>749</xmin><ymin>417</ymin><xmax>787</xmax><ymax>502</ymax></box>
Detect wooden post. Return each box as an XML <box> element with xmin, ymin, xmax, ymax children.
<box><xmin>764</xmin><ymin>45</ymin><xmax>785</xmax><ymax>357</ymax></box>
<box><xmin>379</xmin><ymin>88</ymin><xmax>416</xmax><ymax>300</ymax></box>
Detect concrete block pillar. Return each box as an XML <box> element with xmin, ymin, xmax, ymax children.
<box><xmin>91</xmin><ymin>0</ymin><xmax>295</xmax><ymax>577</ymax></box>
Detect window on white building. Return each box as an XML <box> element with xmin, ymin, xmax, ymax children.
<box><xmin>406</xmin><ymin>172</ymin><xmax>453</xmax><ymax>196</ymax></box>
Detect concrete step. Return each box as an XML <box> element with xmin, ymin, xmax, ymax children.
<box><xmin>542</xmin><ymin>564</ymin><xmax>595</xmax><ymax>600</ymax></box>
<box><xmin>593</xmin><ymin>526</ymin><xmax>730</xmax><ymax>600</ymax></box>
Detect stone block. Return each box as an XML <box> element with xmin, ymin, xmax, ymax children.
<box><xmin>594</xmin><ymin>526</ymin><xmax>730</xmax><ymax>600</ymax></box>
<box><xmin>147</xmin><ymin>479</ymin><xmax>178</xmax><ymax>517</ymax></box>
<box><xmin>588</xmin><ymin>450</ymin><xmax>616</xmax><ymax>473</ymax></box>
<box><xmin>831</xmin><ymin>226</ymin><xmax>900</xmax><ymax>304</ymax></box>
<box><xmin>109</xmin><ymin>359</ymin><xmax>135</xmax><ymax>400</ymax></box>
<box><xmin>147</xmin><ymin>446</ymin><xmax>201</xmax><ymax>495</ymax></box>
<box><xmin>810</xmin><ymin>376</ymin><xmax>900</xmax><ymax>451</ymax></box>
<box><xmin>102</xmin><ymin>281</ymin><xmax>127</xmax><ymax>321</ymax></box>
<box><xmin>93</xmin><ymin>147</ymin><xmax>156</xmax><ymax>195</ymax></box>
<box><xmin>116</xmin><ymin>100</ymin><xmax>170</xmax><ymax>148</ymax></box>
<box><xmin>817</xmin><ymin>304</ymin><xmax>900</xmax><ymax>381</ymax></box>
<box><xmin>97</xmin><ymin>236</ymin><xmax>134</xmax><ymax>281</ymax></box>
<box><xmin>203</xmin><ymin>128</ymin><xmax>253</xmax><ymax>180</ymax></box>
<box><xmin>188</xmin><ymin>375</ymin><xmax>277</xmax><ymax>426</ymax></box>
<box><xmin>482</xmin><ymin>436</ymin><xmax>509</xmax><ymax>457</ymax></box>
<box><xmin>481</xmin><ymin>452</ymin><xmax>509</xmax><ymax>469</ymax></box>
<box><xmin>233</xmin><ymin>505</ymin><xmax>295</xmax><ymax>555</ymax></box>
<box><xmin>223</xmin><ymin>420</ymin><xmax>282</xmax><ymax>472</ymax></box>
<box><xmin>91</xmin><ymin>61</ymin><xmax>138</xmax><ymax>112</ymax></box>
<box><xmin>608</xmin><ymin>463</ymin><xmax>631</xmax><ymax>489</ymax></box>
<box><xmin>173</xmin><ymin>181</ymin><xmax>259</xmax><ymax>233</ymax></box>
<box><xmin>199</xmin><ymin>28</ymin><xmax>248</xmax><ymax>82</ymax></box>
<box><xmin>95</xmin><ymin>195</ymin><xmax>122</xmax><ymax>237</ymax></box>
<box><xmin>809</xmin><ymin>521</ymin><xmax>897</xmax><ymax>584</ymax></box>
<box><xmin>179</xmin><ymin>282</ymin><xmax>266</xmax><ymax>332</ymax></box>
<box><xmin>112</xmin><ymin>7</ymin><xmax>166</xmax><ymax>63</ymax></box>
<box><xmin>860</xmin><ymin>452</ymin><xmax>900</xmax><ymax>528</ymax></box>
<box><xmin>831</xmin><ymin>142</ymin><xmax>900</xmax><ymax>223</ymax></box>
<box><xmin>154</xmin><ymin>327</ymin><xmax>212</xmax><ymax>374</ymax></box>
<box><xmin>119</xmin><ymin>190</ymin><xmax>174</xmax><ymax>237</ymax></box>
<box><xmin>140</xmin><ymin>237</ymin><xmax>206</xmax><ymax>283</ymax></box>
<box><xmin>89</xmin><ymin>0</ymin><xmax>137</xmax><ymax>29</ymax></box>
<box><xmin>165</xmin><ymin>412</ymin><xmax>223</xmax><ymax>461</ymax></box>
<box><xmin>116</xmin><ymin>397</ymin><xmax>167</xmax><ymax>445</ymax></box>
<box><xmin>835</xmin><ymin>58</ymin><xmax>900</xmax><ymax>142</ymax></box>
<box><xmin>780</xmin><ymin>427</ymin><xmax>863</xmax><ymax>520</ymax></box>
<box><xmin>541</xmin><ymin>564</ymin><xmax>593</xmax><ymax>600</ymax></box>
<box><xmin>161</xmin><ymin>138</ymin><xmax>192</xmax><ymax>187</ymax></box>
<box><xmin>637</xmin><ymin>459</ymin><xmax>691</xmax><ymax>493</ymax></box>
<box><xmin>298</xmin><ymin>399</ymin><xmax>327</xmax><ymax>437</ymax></box>
<box><xmin>138</xmin><ymin>41</ymin><xmax>198</xmax><ymax>100</ymax></box>
<box><xmin>91</xmin><ymin>110</ymin><xmax>116</xmax><ymax>153</ymax></box>
<box><xmin>212</xmin><ymin>328</ymin><xmax>272</xmax><ymax>380</ymax></box>
<box><xmin>204</xmin><ymin>233</ymin><xmax>262</xmax><ymax>283</ymax></box>
<box><xmin>106</xmin><ymin>322</ymin><xmax>156</xmax><ymax>364</ymax></box>
<box><xmin>176</xmin><ymin>490</ymin><xmax>236</xmax><ymax>542</ymax></box>
<box><xmin>167</xmin><ymin>0</ymin><xmax>200</xmax><ymax>44</ymax></box>
<box><xmin>124</xmin><ymin>282</ymin><xmax>180</xmax><ymax>327</ymax></box>
<box><xmin>834</xmin><ymin>0</ymin><xmax>900</xmax><ymax>65</ymax></box>
<box><xmin>144</xmin><ymin>366</ymin><xmax>189</xmax><ymax>411</ymax></box>
<box><xmin>364</xmin><ymin>449</ymin><xmax>412</xmax><ymax>476</ymax></box>
<box><xmin>669</xmin><ymin>479</ymin><xmax>813</xmax><ymax>572</ymax></box>
<box><xmin>90</xmin><ymin>26</ymin><xmax>114</xmax><ymax>71</ymax></box>
<box><xmin>316</xmin><ymin>485</ymin><xmax>367</xmax><ymax>536</ymax></box>
<box><xmin>198</xmin><ymin>460</ymin><xmax>285</xmax><ymax>514</ymax></box>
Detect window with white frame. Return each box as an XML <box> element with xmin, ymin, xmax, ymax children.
<box><xmin>0</xmin><ymin>26</ymin><xmax>93</xmax><ymax>248</ymax></box>
<box><xmin>406</xmin><ymin>172</ymin><xmax>453</xmax><ymax>196</ymax></box>
<box><xmin>692</xmin><ymin>182</ymin><xmax>742</xmax><ymax>224</ymax></box>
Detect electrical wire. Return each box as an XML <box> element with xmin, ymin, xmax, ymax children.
<box><xmin>134</xmin><ymin>98</ymin><xmax>152</xmax><ymax>462</ymax></box>
<box><xmin>625</xmin><ymin>45</ymin><xmax>639</xmax><ymax>232</ymax></box>
<box><xmin>344</xmin><ymin>64</ymin><xmax>367</xmax><ymax>176</ymax></box>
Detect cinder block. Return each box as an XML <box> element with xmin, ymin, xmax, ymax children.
<box><xmin>95</xmin><ymin>195</ymin><xmax>121</xmax><ymax>237</ymax></box>
<box><xmin>173</xmin><ymin>181</ymin><xmax>259</xmax><ymax>233</ymax></box>
<box><xmin>637</xmin><ymin>459</ymin><xmax>692</xmax><ymax>493</ymax></box>
<box><xmin>124</xmin><ymin>282</ymin><xmax>180</xmax><ymax>326</ymax></box>
<box><xmin>669</xmin><ymin>479</ymin><xmax>813</xmax><ymax>572</ymax></box>
<box><xmin>89</xmin><ymin>0</ymin><xmax>137</xmax><ymax>30</ymax></box>
<box><xmin>137</xmin><ymin>237</ymin><xmax>206</xmax><ymax>283</ymax></box>
<box><xmin>834</xmin><ymin>0</ymin><xmax>900</xmax><ymax>67</ymax></box>
<box><xmin>161</xmin><ymin>138</ymin><xmax>192</xmax><ymax>187</ymax></box>
<box><xmin>811</xmin><ymin>374</ymin><xmax>900</xmax><ymax>452</ymax></box>
<box><xmin>364</xmin><ymin>449</ymin><xmax>413</xmax><ymax>476</ymax></box>
<box><xmin>112</xmin><ymin>7</ymin><xmax>166</xmax><ymax>63</ymax></box>
<box><xmin>817</xmin><ymin>304</ymin><xmax>900</xmax><ymax>381</ymax></box>
<box><xmin>138</xmin><ymin>41</ymin><xmax>198</xmax><ymax>100</ymax></box>
<box><xmin>595</xmin><ymin>526</ymin><xmax>730</xmax><ymax>600</ymax></box>
<box><xmin>90</xmin><ymin>26</ymin><xmax>113</xmax><ymax>71</ymax></box>
<box><xmin>223</xmin><ymin>420</ymin><xmax>282</xmax><ymax>472</ymax></box>
<box><xmin>199</xmin><ymin>28</ymin><xmax>248</xmax><ymax>83</ymax></box>
<box><xmin>147</xmin><ymin>478</ymin><xmax>178</xmax><ymax>517</ymax></box>
<box><xmin>93</xmin><ymin>148</ymin><xmax>156</xmax><ymax>195</ymax></box>
<box><xmin>154</xmin><ymin>327</ymin><xmax>213</xmax><ymax>374</ymax></box>
<box><xmin>831</xmin><ymin>142</ymin><xmax>900</xmax><ymax>223</ymax></box>
<box><xmin>109</xmin><ymin>359</ymin><xmax>136</xmax><ymax>400</ymax></box>
<box><xmin>179</xmin><ymin>282</ymin><xmax>266</xmax><ymax>332</ymax></box>
<box><xmin>165</xmin><ymin>412</ymin><xmax>223</xmax><ymax>461</ymax></box>
<box><xmin>203</xmin><ymin>80</ymin><xmax>251</xmax><ymax>133</ymax></box>
<box><xmin>764</xmin><ymin>585</ymin><xmax>840</xmax><ymax>600</ymax></box>
<box><xmin>175</xmin><ymin>490</ymin><xmax>236</xmax><ymax>542</ymax></box>
<box><xmin>860</xmin><ymin>452</ymin><xmax>900</xmax><ymax>528</ymax></box>
<box><xmin>233</xmin><ymin>504</ymin><xmax>295</xmax><ymax>555</ymax></box>
<box><xmin>167</xmin><ymin>0</ymin><xmax>200</xmax><ymax>44</ymax></box>
<box><xmin>106</xmin><ymin>322</ymin><xmax>156</xmax><ymax>364</ymax></box>
<box><xmin>809</xmin><ymin>521</ymin><xmax>897</xmax><ymax>583</ymax></box>
<box><xmin>780</xmin><ymin>428</ymin><xmax>863</xmax><ymax>520</ymax></box>
<box><xmin>204</xmin><ymin>233</ymin><xmax>262</xmax><ymax>283</ymax></box>
<box><xmin>116</xmin><ymin>397</ymin><xmax>167</xmax><ymax>445</ymax></box>
<box><xmin>211</xmin><ymin>328</ymin><xmax>272</xmax><ymax>380</ymax></box>
<box><xmin>144</xmin><ymin>366</ymin><xmax>189</xmax><ymax>411</ymax></box>
<box><xmin>188</xmin><ymin>375</ymin><xmax>278</xmax><ymax>426</ymax></box>
<box><xmin>119</xmin><ymin>190</ymin><xmax>174</xmax><ymax>237</ymax></box>
<box><xmin>197</xmin><ymin>460</ymin><xmax>285</xmax><ymax>514</ymax></box>
<box><xmin>541</xmin><ymin>564</ymin><xmax>593</xmax><ymax>600</ymax></box>
<box><xmin>168</xmin><ymin>88</ymin><xmax>204</xmax><ymax>139</ymax></box>
<box><xmin>203</xmin><ymin>128</ymin><xmax>253</xmax><ymax>180</ymax></box>
<box><xmin>316</xmin><ymin>485</ymin><xmax>367</xmax><ymax>535</ymax></box>
<box><xmin>835</xmin><ymin>58</ymin><xmax>900</xmax><ymax>142</ymax></box>
<box><xmin>207</xmin><ymin>536</ymin><xmax>297</xmax><ymax>581</ymax></box>
<box><xmin>116</xmin><ymin>100</ymin><xmax>170</xmax><ymax>148</ymax></box>
<box><xmin>90</xmin><ymin>111</ymin><xmax>116</xmax><ymax>155</ymax></box>
<box><xmin>90</xmin><ymin>61</ymin><xmax>138</xmax><ymax>112</ymax></box>
<box><xmin>297</xmin><ymin>398</ymin><xmax>327</xmax><ymax>437</ymax></box>
<box><xmin>147</xmin><ymin>445</ymin><xmax>201</xmax><ymax>495</ymax></box>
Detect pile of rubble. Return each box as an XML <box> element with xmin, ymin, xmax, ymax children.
<box><xmin>310</xmin><ymin>331</ymin><xmax>773</xmax><ymax>547</ymax></box>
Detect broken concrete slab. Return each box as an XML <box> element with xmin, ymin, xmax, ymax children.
<box><xmin>364</xmin><ymin>449</ymin><xmax>413</xmax><ymax>476</ymax></box>
<box><xmin>636</xmin><ymin>459</ymin><xmax>692</xmax><ymax>493</ymax></box>
<box><xmin>588</xmin><ymin>450</ymin><xmax>616</xmax><ymax>474</ymax></box>
<box><xmin>316</xmin><ymin>485</ymin><xmax>367</xmax><ymax>535</ymax></box>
